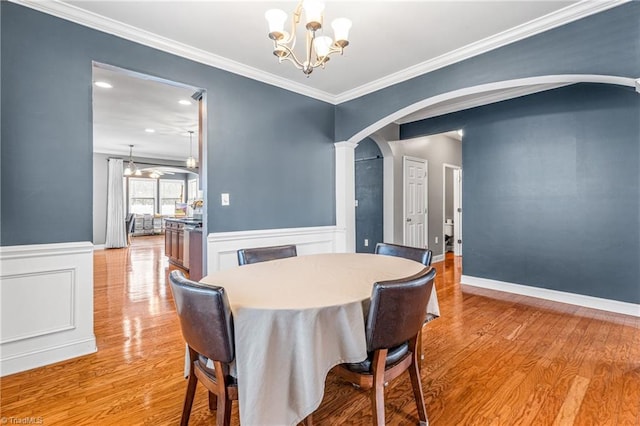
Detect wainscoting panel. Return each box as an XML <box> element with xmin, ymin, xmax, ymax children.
<box><xmin>0</xmin><ymin>242</ymin><xmax>96</xmax><ymax>376</ymax></box>
<box><xmin>207</xmin><ymin>226</ymin><xmax>346</xmax><ymax>272</ymax></box>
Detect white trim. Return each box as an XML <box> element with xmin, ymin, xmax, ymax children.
<box><xmin>207</xmin><ymin>226</ymin><xmax>345</xmax><ymax>272</ymax></box>
<box><xmin>335</xmin><ymin>142</ymin><xmax>358</xmax><ymax>253</ymax></box>
<box><xmin>0</xmin><ymin>242</ymin><xmax>96</xmax><ymax>376</ymax></box>
<box><xmin>636</xmin><ymin>78</ymin><xmax>640</xmax><ymax>93</ymax></box>
<box><xmin>442</xmin><ymin>163</ymin><xmax>461</xmax><ymax>257</ymax></box>
<box><xmin>431</xmin><ymin>254</ymin><xmax>445</xmax><ymax>264</ymax></box>
<box><xmin>1</xmin><ymin>338</ymin><xmax>97</xmax><ymax>377</ymax></box>
<box><xmin>93</xmin><ymin>244</ymin><xmax>106</xmax><ymax>251</ymax></box>
<box><xmin>461</xmin><ymin>275</ymin><xmax>640</xmax><ymax>318</ymax></box>
<box><xmin>10</xmin><ymin>0</ymin><xmax>630</xmax><ymax>104</ymax></box>
<box><xmin>394</xmin><ymin>83</ymin><xmax>571</xmax><ymax>125</ymax></box>
<box><xmin>333</xmin><ymin>0</ymin><xmax>630</xmax><ymax>103</ymax></box>
<box><xmin>347</xmin><ymin>74</ymin><xmax>638</xmax><ymax>143</ymax></box>
<box><xmin>0</xmin><ymin>241</ymin><xmax>93</xmax><ymax>259</ymax></box>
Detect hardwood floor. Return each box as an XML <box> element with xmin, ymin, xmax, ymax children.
<box><xmin>1</xmin><ymin>237</ymin><xmax>638</xmax><ymax>425</ymax></box>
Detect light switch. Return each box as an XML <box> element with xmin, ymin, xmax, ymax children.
<box><xmin>221</xmin><ymin>193</ymin><xmax>230</xmax><ymax>206</ymax></box>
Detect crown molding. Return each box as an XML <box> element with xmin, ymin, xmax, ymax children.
<box><xmin>333</xmin><ymin>0</ymin><xmax>630</xmax><ymax>104</ymax></box>
<box><xmin>9</xmin><ymin>0</ymin><xmax>336</xmax><ymax>103</ymax></box>
<box><xmin>10</xmin><ymin>0</ymin><xmax>630</xmax><ymax>106</ymax></box>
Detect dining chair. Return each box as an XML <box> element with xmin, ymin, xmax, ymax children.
<box><xmin>374</xmin><ymin>242</ymin><xmax>434</xmax><ymax>366</ymax></box>
<box><xmin>125</xmin><ymin>213</ymin><xmax>135</xmax><ymax>245</ymax></box>
<box><xmin>333</xmin><ymin>267</ymin><xmax>436</xmax><ymax>426</ymax></box>
<box><xmin>374</xmin><ymin>242</ymin><xmax>433</xmax><ymax>267</ymax></box>
<box><xmin>169</xmin><ymin>270</ymin><xmax>237</xmax><ymax>426</ymax></box>
<box><xmin>237</xmin><ymin>244</ymin><xmax>297</xmax><ymax>266</ymax></box>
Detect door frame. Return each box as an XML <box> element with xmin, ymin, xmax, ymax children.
<box><xmin>442</xmin><ymin>163</ymin><xmax>461</xmax><ymax>257</ymax></box>
<box><xmin>402</xmin><ymin>155</ymin><xmax>428</xmax><ymax>248</ymax></box>
<box><xmin>453</xmin><ymin>168</ymin><xmax>463</xmax><ymax>256</ymax></box>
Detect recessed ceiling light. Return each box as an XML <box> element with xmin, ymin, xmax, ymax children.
<box><xmin>178</xmin><ymin>99</ymin><xmax>192</xmax><ymax>105</ymax></box>
<box><xmin>94</xmin><ymin>81</ymin><xmax>113</xmax><ymax>89</ymax></box>
<box><xmin>145</xmin><ymin>128</ymin><xmax>155</xmax><ymax>133</ymax></box>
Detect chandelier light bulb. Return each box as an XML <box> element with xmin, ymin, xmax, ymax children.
<box><xmin>302</xmin><ymin>0</ymin><xmax>324</xmax><ymax>31</ymax></box>
<box><xmin>331</xmin><ymin>18</ymin><xmax>352</xmax><ymax>48</ymax></box>
<box><xmin>314</xmin><ymin>36</ymin><xmax>332</xmax><ymax>59</ymax></box>
<box><xmin>265</xmin><ymin>9</ymin><xmax>288</xmax><ymax>40</ymax></box>
<box><xmin>134</xmin><ymin>168</ymin><xmax>142</xmax><ymax>176</ymax></box>
<box><xmin>124</xmin><ymin>166</ymin><xmax>132</xmax><ymax>176</ymax></box>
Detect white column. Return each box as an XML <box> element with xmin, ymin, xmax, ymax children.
<box><xmin>334</xmin><ymin>141</ymin><xmax>358</xmax><ymax>253</ymax></box>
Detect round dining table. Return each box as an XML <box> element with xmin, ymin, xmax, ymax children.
<box><xmin>199</xmin><ymin>252</ymin><xmax>440</xmax><ymax>426</ymax></box>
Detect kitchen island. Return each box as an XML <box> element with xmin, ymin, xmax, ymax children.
<box><xmin>164</xmin><ymin>218</ymin><xmax>202</xmax><ymax>278</ymax></box>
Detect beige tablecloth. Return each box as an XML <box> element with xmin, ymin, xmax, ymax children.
<box><xmin>199</xmin><ymin>253</ymin><xmax>439</xmax><ymax>426</ymax></box>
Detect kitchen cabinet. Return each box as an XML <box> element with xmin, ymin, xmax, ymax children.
<box><xmin>165</xmin><ymin>219</ymin><xmax>185</xmax><ymax>268</ymax></box>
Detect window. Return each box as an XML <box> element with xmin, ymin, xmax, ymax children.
<box><xmin>187</xmin><ymin>178</ymin><xmax>199</xmax><ymax>206</ymax></box>
<box><xmin>129</xmin><ymin>178</ymin><xmax>157</xmax><ymax>215</ymax></box>
<box><xmin>159</xmin><ymin>180</ymin><xmax>184</xmax><ymax>216</ymax></box>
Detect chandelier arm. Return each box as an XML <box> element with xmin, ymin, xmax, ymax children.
<box><xmin>279</xmin><ymin>55</ymin><xmax>305</xmax><ymax>70</ymax></box>
<box><xmin>274</xmin><ymin>42</ymin><xmax>306</xmax><ymax>69</ymax></box>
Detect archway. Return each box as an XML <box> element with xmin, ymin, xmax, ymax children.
<box><xmin>336</xmin><ymin>74</ymin><xmax>639</xmax><ymax>252</ymax></box>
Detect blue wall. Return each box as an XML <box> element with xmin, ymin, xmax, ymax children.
<box><xmin>401</xmin><ymin>84</ymin><xmax>640</xmax><ymax>304</ymax></box>
<box><xmin>355</xmin><ymin>138</ymin><xmax>383</xmax><ymax>253</ymax></box>
<box><xmin>336</xmin><ymin>2</ymin><xmax>640</xmax><ymax>142</ymax></box>
<box><xmin>1</xmin><ymin>2</ymin><xmax>335</xmax><ymax>246</ymax></box>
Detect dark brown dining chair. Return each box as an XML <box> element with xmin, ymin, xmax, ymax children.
<box><xmin>169</xmin><ymin>270</ymin><xmax>237</xmax><ymax>426</ymax></box>
<box><xmin>333</xmin><ymin>267</ymin><xmax>436</xmax><ymax>426</ymax></box>
<box><xmin>237</xmin><ymin>244</ymin><xmax>297</xmax><ymax>266</ymax></box>
<box><xmin>374</xmin><ymin>242</ymin><xmax>434</xmax><ymax>365</ymax></box>
<box><xmin>374</xmin><ymin>242</ymin><xmax>433</xmax><ymax>267</ymax></box>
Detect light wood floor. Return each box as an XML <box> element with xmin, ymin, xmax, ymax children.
<box><xmin>1</xmin><ymin>235</ymin><xmax>638</xmax><ymax>425</ymax></box>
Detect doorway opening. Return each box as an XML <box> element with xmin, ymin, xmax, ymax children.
<box><xmin>91</xmin><ymin>62</ymin><xmax>207</xmax><ymax>284</ymax></box>
<box><xmin>443</xmin><ymin>163</ymin><xmax>462</xmax><ymax>257</ymax></box>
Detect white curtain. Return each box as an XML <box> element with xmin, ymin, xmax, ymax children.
<box><xmin>105</xmin><ymin>158</ymin><xmax>127</xmax><ymax>248</ymax></box>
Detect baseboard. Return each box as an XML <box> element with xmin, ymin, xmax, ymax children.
<box><xmin>1</xmin><ymin>337</ymin><xmax>96</xmax><ymax>377</ymax></box>
<box><xmin>461</xmin><ymin>275</ymin><xmax>640</xmax><ymax>317</ymax></box>
<box><xmin>207</xmin><ymin>226</ymin><xmax>346</xmax><ymax>272</ymax></box>
<box><xmin>0</xmin><ymin>241</ymin><xmax>96</xmax><ymax>376</ymax></box>
<box><xmin>93</xmin><ymin>244</ymin><xmax>105</xmax><ymax>250</ymax></box>
<box><xmin>432</xmin><ymin>254</ymin><xmax>445</xmax><ymax>263</ymax></box>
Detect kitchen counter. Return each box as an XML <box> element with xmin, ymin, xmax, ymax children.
<box><xmin>164</xmin><ymin>217</ymin><xmax>202</xmax><ymax>227</ymax></box>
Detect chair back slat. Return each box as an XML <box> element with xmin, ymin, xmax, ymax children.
<box><xmin>374</xmin><ymin>242</ymin><xmax>432</xmax><ymax>266</ymax></box>
<box><xmin>366</xmin><ymin>267</ymin><xmax>436</xmax><ymax>352</ymax></box>
<box><xmin>237</xmin><ymin>244</ymin><xmax>297</xmax><ymax>265</ymax></box>
<box><xmin>169</xmin><ymin>270</ymin><xmax>235</xmax><ymax>363</ymax></box>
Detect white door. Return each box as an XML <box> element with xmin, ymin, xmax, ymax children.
<box><xmin>453</xmin><ymin>168</ymin><xmax>463</xmax><ymax>256</ymax></box>
<box><xmin>403</xmin><ymin>156</ymin><xmax>428</xmax><ymax>248</ymax></box>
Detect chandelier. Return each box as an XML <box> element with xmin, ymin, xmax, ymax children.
<box><xmin>124</xmin><ymin>145</ymin><xmax>142</xmax><ymax>176</ymax></box>
<box><xmin>265</xmin><ymin>0</ymin><xmax>352</xmax><ymax>76</ymax></box>
<box><xmin>186</xmin><ymin>131</ymin><xmax>196</xmax><ymax>169</ymax></box>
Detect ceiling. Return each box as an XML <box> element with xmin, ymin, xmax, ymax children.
<box><xmin>92</xmin><ymin>65</ymin><xmax>200</xmax><ymax>161</ymax></box>
<box><xmin>28</xmin><ymin>0</ymin><xmax>622</xmax><ymax>159</ymax></box>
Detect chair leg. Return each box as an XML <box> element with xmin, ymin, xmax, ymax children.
<box><xmin>370</xmin><ymin>349</ymin><xmax>388</xmax><ymax>426</ymax></box>
<box><xmin>216</xmin><ymin>396</ymin><xmax>232</xmax><ymax>426</ymax></box>
<box><xmin>409</xmin><ymin>340</ymin><xmax>429</xmax><ymax>426</ymax></box>
<box><xmin>208</xmin><ymin>392</ymin><xmax>217</xmax><ymax>411</ymax></box>
<box><xmin>181</xmin><ymin>370</ymin><xmax>198</xmax><ymax>426</ymax></box>
<box><xmin>417</xmin><ymin>328</ymin><xmax>424</xmax><ymax>368</ymax></box>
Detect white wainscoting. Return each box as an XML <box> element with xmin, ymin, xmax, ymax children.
<box><xmin>462</xmin><ymin>275</ymin><xmax>640</xmax><ymax>317</ymax></box>
<box><xmin>0</xmin><ymin>242</ymin><xmax>96</xmax><ymax>376</ymax></box>
<box><xmin>207</xmin><ymin>226</ymin><xmax>347</xmax><ymax>272</ymax></box>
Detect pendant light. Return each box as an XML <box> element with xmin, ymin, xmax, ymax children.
<box><xmin>124</xmin><ymin>145</ymin><xmax>141</xmax><ymax>176</ymax></box>
<box><xmin>186</xmin><ymin>131</ymin><xmax>197</xmax><ymax>169</ymax></box>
